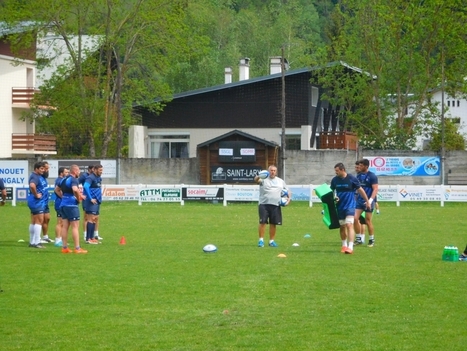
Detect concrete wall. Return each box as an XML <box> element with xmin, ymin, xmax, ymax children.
<box><xmin>22</xmin><ymin>149</ymin><xmax>467</xmax><ymax>185</ymax></box>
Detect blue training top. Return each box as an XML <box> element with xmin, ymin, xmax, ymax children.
<box><xmin>28</xmin><ymin>172</ymin><xmax>47</xmax><ymax>208</ymax></box>
<box><xmin>356</xmin><ymin>171</ymin><xmax>378</xmax><ymax>206</ymax></box>
<box><xmin>60</xmin><ymin>175</ymin><xmax>80</xmax><ymax>207</ymax></box>
<box><xmin>54</xmin><ymin>176</ymin><xmax>64</xmax><ymax>210</ymax></box>
<box><xmin>331</xmin><ymin>173</ymin><xmax>361</xmax><ymax>212</ymax></box>
<box><xmin>83</xmin><ymin>173</ymin><xmax>102</xmax><ymax>204</ymax></box>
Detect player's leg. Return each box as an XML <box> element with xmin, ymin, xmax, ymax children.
<box><xmin>257</xmin><ymin>205</ymin><xmax>268</xmax><ymax>247</ymax></box>
<box><xmin>365</xmin><ymin>211</ymin><xmax>375</xmax><ymax>247</ymax></box>
<box><xmin>354</xmin><ymin>208</ymin><xmax>363</xmax><ymax>244</ymax></box>
<box><xmin>344</xmin><ymin>215</ymin><xmax>356</xmax><ymax>254</ymax></box>
<box><xmin>41</xmin><ymin>211</ymin><xmax>52</xmax><ymax>243</ymax></box>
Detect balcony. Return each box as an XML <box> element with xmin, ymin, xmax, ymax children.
<box><xmin>319</xmin><ymin>131</ymin><xmax>358</xmax><ymax>150</ymax></box>
<box><xmin>11</xmin><ymin>134</ymin><xmax>57</xmax><ymax>155</ymax></box>
<box><xmin>12</xmin><ymin>87</ymin><xmax>39</xmax><ymax>108</ymax></box>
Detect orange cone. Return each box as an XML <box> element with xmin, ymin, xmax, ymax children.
<box><xmin>119</xmin><ymin>236</ymin><xmax>126</xmax><ymax>245</ymax></box>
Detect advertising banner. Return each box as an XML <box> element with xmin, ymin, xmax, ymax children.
<box><xmin>45</xmin><ymin>160</ymin><xmax>117</xmax><ymax>178</ymax></box>
<box><xmin>366</xmin><ymin>156</ymin><xmax>440</xmax><ymax>176</ymax></box>
<box><xmin>397</xmin><ymin>186</ymin><xmax>442</xmax><ymax>201</ymax></box>
<box><xmin>211</xmin><ymin>166</ymin><xmax>262</xmax><ymax>183</ymax></box>
<box><xmin>139</xmin><ymin>187</ymin><xmax>181</xmax><ymax>202</ymax></box>
<box><xmin>182</xmin><ymin>187</ymin><xmax>224</xmax><ymax>200</ymax></box>
<box><xmin>0</xmin><ymin>160</ymin><xmax>29</xmax><ymax>185</ymax></box>
<box><xmin>442</xmin><ymin>187</ymin><xmax>467</xmax><ymax>202</ymax></box>
<box><xmin>224</xmin><ymin>186</ymin><xmax>259</xmax><ymax>201</ymax></box>
<box><xmin>102</xmin><ymin>185</ymin><xmax>139</xmax><ymax>201</ymax></box>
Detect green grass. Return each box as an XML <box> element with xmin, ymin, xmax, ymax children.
<box><xmin>1</xmin><ymin>201</ymin><xmax>466</xmax><ymax>350</ymax></box>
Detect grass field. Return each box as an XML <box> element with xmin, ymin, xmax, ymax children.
<box><xmin>0</xmin><ymin>201</ymin><xmax>466</xmax><ymax>350</ymax></box>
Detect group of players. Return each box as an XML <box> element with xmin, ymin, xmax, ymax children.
<box><xmin>26</xmin><ymin>162</ymin><xmax>103</xmax><ymax>254</ymax></box>
<box><xmin>254</xmin><ymin>159</ymin><xmax>379</xmax><ymax>255</ymax></box>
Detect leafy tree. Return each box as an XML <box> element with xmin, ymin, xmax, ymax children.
<box><xmin>1</xmin><ymin>0</ymin><xmax>188</xmax><ymax>157</ymax></box>
<box><xmin>316</xmin><ymin>0</ymin><xmax>467</xmax><ymax>150</ymax></box>
<box><xmin>428</xmin><ymin>118</ymin><xmax>465</xmax><ymax>151</ymax></box>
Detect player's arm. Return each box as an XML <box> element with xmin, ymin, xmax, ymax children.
<box><xmin>357</xmin><ymin>187</ymin><xmax>370</xmax><ymax>208</ymax></box>
<box><xmin>254</xmin><ymin>176</ymin><xmax>262</xmax><ymax>184</ymax></box>
<box><xmin>72</xmin><ymin>184</ymin><xmax>81</xmax><ymax>204</ymax></box>
<box><xmin>83</xmin><ymin>181</ymin><xmax>97</xmax><ymax>203</ymax></box>
<box><xmin>29</xmin><ymin>180</ymin><xmax>42</xmax><ymax>199</ymax></box>
<box><xmin>369</xmin><ymin>183</ymin><xmax>378</xmax><ymax>204</ymax></box>
<box><xmin>54</xmin><ymin>185</ymin><xmax>63</xmax><ymax>198</ymax></box>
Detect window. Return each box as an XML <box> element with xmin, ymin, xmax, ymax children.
<box><xmin>286</xmin><ymin>135</ymin><xmax>301</xmax><ymax>150</ymax></box>
<box><xmin>148</xmin><ymin>134</ymin><xmax>189</xmax><ymax>158</ymax></box>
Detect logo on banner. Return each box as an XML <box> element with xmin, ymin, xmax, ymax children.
<box><xmin>240</xmin><ymin>148</ymin><xmax>255</xmax><ymax>155</ymax></box>
<box><xmin>219</xmin><ymin>149</ymin><xmax>233</xmax><ymax>156</ymax></box>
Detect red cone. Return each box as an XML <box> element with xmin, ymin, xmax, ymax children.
<box><xmin>119</xmin><ymin>236</ymin><xmax>126</xmax><ymax>245</ymax></box>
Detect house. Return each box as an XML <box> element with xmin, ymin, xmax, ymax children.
<box><xmin>0</xmin><ymin>22</ymin><xmax>56</xmax><ymax>158</ymax></box>
<box><xmin>129</xmin><ymin>59</ymin><xmax>361</xmax><ymax>159</ymax></box>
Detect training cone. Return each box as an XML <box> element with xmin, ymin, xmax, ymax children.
<box><xmin>277</xmin><ymin>253</ymin><xmax>287</xmax><ymax>258</ymax></box>
<box><xmin>119</xmin><ymin>236</ymin><xmax>126</xmax><ymax>245</ymax></box>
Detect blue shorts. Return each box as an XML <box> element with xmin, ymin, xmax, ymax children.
<box><xmin>85</xmin><ymin>203</ymin><xmax>100</xmax><ymax>215</ymax></box>
<box><xmin>61</xmin><ymin>206</ymin><xmax>80</xmax><ymax>221</ymax></box>
<box><xmin>356</xmin><ymin>200</ymin><xmax>375</xmax><ymax>212</ymax></box>
<box><xmin>337</xmin><ymin>208</ymin><xmax>355</xmax><ymax>220</ymax></box>
<box><xmin>44</xmin><ymin>204</ymin><xmax>50</xmax><ymax>214</ymax></box>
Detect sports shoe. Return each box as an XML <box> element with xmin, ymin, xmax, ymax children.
<box><xmin>61</xmin><ymin>247</ymin><xmax>72</xmax><ymax>254</ymax></box>
<box><xmin>41</xmin><ymin>237</ymin><xmax>53</xmax><ymax>243</ymax></box>
<box><xmin>376</xmin><ymin>210</ymin><xmax>380</xmax><ymax>214</ymax></box>
<box><xmin>94</xmin><ymin>235</ymin><xmax>103</xmax><ymax>240</ymax></box>
<box><xmin>368</xmin><ymin>239</ymin><xmax>375</xmax><ymax>247</ymax></box>
<box><xmin>86</xmin><ymin>239</ymin><xmax>99</xmax><ymax>245</ymax></box>
<box><xmin>459</xmin><ymin>254</ymin><xmax>467</xmax><ymax>261</ymax></box>
<box><xmin>354</xmin><ymin>240</ymin><xmax>363</xmax><ymax>246</ymax></box>
<box><xmin>29</xmin><ymin>243</ymin><xmax>46</xmax><ymax>249</ymax></box>
<box><xmin>340</xmin><ymin>246</ymin><xmax>347</xmax><ymax>253</ymax></box>
<box><xmin>74</xmin><ymin>248</ymin><xmax>88</xmax><ymax>254</ymax></box>
<box><xmin>268</xmin><ymin>241</ymin><xmax>278</xmax><ymax>247</ymax></box>
<box><xmin>258</xmin><ymin>240</ymin><xmax>264</xmax><ymax>247</ymax></box>
<box><xmin>54</xmin><ymin>241</ymin><xmax>63</xmax><ymax>247</ymax></box>
<box><xmin>344</xmin><ymin>248</ymin><xmax>353</xmax><ymax>254</ymax></box>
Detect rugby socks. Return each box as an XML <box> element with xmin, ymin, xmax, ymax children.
<box><xmin>33</xmin><ymin>224</ymin><xmax>42</xmax><ymax>245</ymax></box>
<box><xmin>29</xmin><ymin>224</ymin><xmax>34</xmax><ymax>244</ymax></box>
<box><xmin>360</xmin><ymin>234</ymin><xmax>365</xmax><ymax>244</ymax></box>
<box><xmin>86</xmin><ymin>222</ymin><xmax>95</xmax><ymax>241</ymax></box>
<box><xmin>342</xmin><ymin>240</ymin><xmax>347</xmax><ymax>247</ymax></box>
<box><xmin>348</xmin><ymin>241</ymin><xmax>354</xmax><ymax>250</ymax></box>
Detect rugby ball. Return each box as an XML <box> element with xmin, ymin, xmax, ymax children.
<box><xmin>281</xmin><ymin>188</ymin><xmax>288</xmax><ymax>198</ymax></box>
<box><xmin>258</xmin><ymin>170</ymin><xmax>269</xmax><ymax>179</ymax></box>
<box><xmin>279</xmin><ymin>197</ymin><xmax>288</xmax><ymax>207</ymax></box>
<box><xmin>203</xmin><ymin>244</ymin><xmax>217</xmax><ymax>253</ymax></box>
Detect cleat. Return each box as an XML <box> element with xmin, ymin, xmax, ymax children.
<box><xmin>368</xmin><ymin>239</ymin><xmax>375</xmax><ymax>247</ymax></box>
<box><xmin>74</xmin><ymin>248</ymin><xmax>88</xmax><ymax>254</ymax></box>
<box><xmin>344</xmin><ymin>248</ymin><xmax>353</xmax><ymax>254</ymax></box>
<box><xmin>354</xmin><ymin>240</ymin><xmax>363</xmax><ymax>246</ymax></box>
<box><xmin>340</xmin><ymin>246</ymin><xmax>347</xmax><ymax>253</ymax></box>
<box><xmin>29</xmin><ymin>244</ymin><xmax>46</xmax><ymax>249</ymax></box>
<box><xmin>268</xmin><ymin>241</ymin><xmax>278</xmax><ymax>247</ymax></box>
<box><xmin>61</xmin><ymin>248</ymin><xmax>72</xmax><ymax>254</ymax></box>
<box><xmin>258</xmin><ymin>240</ymin><xmax>264</xmax><ymax>248</ymax></box>
<box><xmin>86</xmin><ymin>239</ymin><xmax>99</xmax><ymax>245</ymax></box>
<box><xmin>54</xmin><ymin>241</ymin><xmax>63</xmax><ymax>247</ymax></box>
<box><xmin>459</xmin><ymin>254</ymin><xmax>467</xmax><ymax>261</ymax></box>
<box><xmin>41</xmin><ymin>237</ymin><xmax>53</xmax><ymax>243</ymax></box>
<box><xmin>94</xmin><ymin>235</ymin><xmax>103</xmax><ymax>240</ymax></box>
<box><xmin>376</xmin><ymin>210</ymin><xmax>380</xmax><ymax>214</ymax></box>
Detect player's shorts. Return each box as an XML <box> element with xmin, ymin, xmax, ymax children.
<box><xmin>28</xmin><ymin>198</ymin><xmax>45</xmax><ymax>215</ymax></box>
<box><xmin>258</xmin><ymin>204</ymin><xmax>282</xmax><ymax>225</ymax></box>
<box><xmin>55</xmin><ymin>208</ymin><xmax>62</xmax><ymax>218</ymax></box>
<box><xmin>337</xmin><ymin>208</ymin><xmax>355</xmax><ymax>220</ymax></box>
<box><xmin>356</xmin><ymin>199</ymin><xmax>375</xmax><ymax>212</ymax></box>
<box><xmin>44</xmin><ymin>204</ymin><xmax>50</xmax><ymax>214</ymax></box>
<box><xmin>85</xmin><ymin>203</ymin><xmax>100</xmax><ymax>215</ymax></box>
<box><xmin>60</xmin><ymin>206</ymin><xmax>80</xmax><ymax>221</ymax></box>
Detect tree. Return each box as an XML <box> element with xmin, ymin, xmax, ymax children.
<box><xmin>1</xmin><ymin>0</ymin><xmax>188</xmax><ymax>157</ymax></box>
<box><xmin>427</xmin><ymin>119</ymin><xmax>465</xmax><ymax>151</ymax></box>
<box><xmin>315</xmin><ymin>0</ymin><xmax>467</xmax><ymax>150</ymax></box>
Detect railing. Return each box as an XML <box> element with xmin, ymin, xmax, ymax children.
<box><xmin>319</xmin><ymin>131</ymin><xmax>358</xmax><ymax>150</ymax></box>
<box><xmin>12</xmin><ymin>87</ymin><xmax>39</xmax><ymax>105</ymax></box>
<box><xmin>11</xmin><ymin>134</ymin><xmax>57</xmax><ymax>153</ymax></box>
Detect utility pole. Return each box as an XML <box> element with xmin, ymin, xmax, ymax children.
<box><xmin>280</xmin><ymin>45</ymin><xmax>286</xmax><ymax>180</ymax></box>
<box><xmin>441</xmin><ymin>48</ymin><xmax>446</xmax><ymax>185</ymax></box>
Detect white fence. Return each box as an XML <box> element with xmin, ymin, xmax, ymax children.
<box><xmin>7</xmin><ymin>184</ymin><xmax>467</xmax><ymax>207</ymax></box>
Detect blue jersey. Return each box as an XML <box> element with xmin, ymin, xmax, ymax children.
<box><xmin>356</xmin><ymin>171</ymin><xmax>378</xmax><ymax>204</ymax></box>
<box><xmin>78</xmin><ymin>172</ymin><xmax>90</xmax><ymax>186</ymax></box>
<box><xmin>28</xmin><ymin>172</ymin><xmax>47</xmax><ymax>208</ymax></box>
<box><xmin>60</xmin><ymin>176</ymin><xmax>80</xmax><ymax>207</ymax></box>
<box><xmin>54</xmin><ymin>176</ymin><xmax>64</xmax><ymax>210</ymax></box>
<box><xmin>84</xmin><ymin>173</ymin><xmax>102</xmax><ymax>204</ymax></box>
<box><xmin>331</xmin><ymin>173</ymin><xmax>361</xmax><ymax>212</ymax></box>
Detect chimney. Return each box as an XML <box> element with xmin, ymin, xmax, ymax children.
<box><xmin>224</xmin><ymin>67</ymin><xmax>232</xmax><ymax>84</ymax></box>
<box><xmin>270</xmin><ymin>56</ymin><xmax>289</xmax><ymax>74</ymax></box>
<box><xmin>239</xmin><ymin>58</ymin><xmax>250</xmax><ymax>81</ymax></box>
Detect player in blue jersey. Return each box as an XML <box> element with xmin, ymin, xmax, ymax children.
<box><xmin>0</xmin><ymin>178</ymin><xmax>6</xmax><ymax>206</ymax></box>
<box><xmin>59</xmin><ymin>164</ymin><xmax>87</xmax><ymax>254</ymax></box>
<box><xmin>78</xmin><ymin>165</ymin><xmax>94</xmax><ymax>240</ymax></box>
<box><xmin>53</xmin><ymin>166</ymin><xmax>69</xmax><ymax>247</ymax></box>
<box><xmin>330</xmin><ymin>163</ymin><xmax>370</xmax><ymax>254</ymax></box>
<box><xmin>83</xmin><ymin>164</ymin><xmax>103</xmax><ymax>244</ymax></box>
<box><xmin>354</xmin><ymin>159</ymin><xmax>378</xmax><ymax>247</ymax></box>
<box><xmin>27</xmin><ymin>162</ymin><xmax>47</xmax><ymax>248</ymax></box>
<box><xmin>39</xmin><ymin>161</ymin><xmax>53</xmax><ymax>244</ymax></box>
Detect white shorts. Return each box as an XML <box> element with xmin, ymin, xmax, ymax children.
<box><xmin>339</xmin><ymin>216</ymin><xmax>355</xmax><ymax>226</ymax></box>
